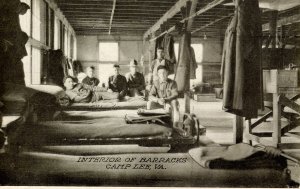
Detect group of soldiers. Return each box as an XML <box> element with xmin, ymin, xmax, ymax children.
<box><xmin>63</xmin><ymin>47</ymin><xmax>180</xmax><ymax>127</ymax></box>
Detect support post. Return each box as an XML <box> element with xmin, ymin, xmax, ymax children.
<box><xmin>233</xmin><ymin>115</ymin><xmax>244</xmax><ymax>144</ymax></box>
<box><xmin>272</xmin><ymin>94</ymin><xmax>281</xmax><ymax>147</ymax></box>
<box><xmin>269</xmin><ymin>11</ymin><xmax>279</xmax><ymax>68</ymax></box>
<box><xmin>183</xmin><ymin>0</ymin><xmax>198</xmax><ymax>114</ymax></box>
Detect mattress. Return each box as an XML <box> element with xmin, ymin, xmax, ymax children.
<box><xmin>17</xmin><ymin>116</ymin><xmax>174</xmax><ymax>146</ymax></box>
<box><xmin>5</xmin><ymin>151</ymin><xmax>289</xmax><ymax>187</ymax></box>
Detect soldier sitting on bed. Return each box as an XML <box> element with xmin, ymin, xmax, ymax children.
<box><xmin>63</xmin><ymin>76</ymin><xmax>119</xmax><ymax>103</ymax></box>
<box><xmin>108</xmin><ymin>64</ymin><xmax>128</xmax><ymax>100</ymax></box>
<box><xmin>147</xmin><ymin>65</ymin><xmax>180</xmax><ymax>129</ymax></box>
<box><xmin>125</xmin><ymin>59</ymin><xmax>145</xmax><ymax>97</ymax></box>
<box><xmin>82</xmin><ymin>66</ymin><xmax>100</xmax><ymax>87</ymax></box>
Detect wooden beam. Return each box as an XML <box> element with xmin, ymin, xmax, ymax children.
<box><xmin>108</xmin><ymin>0</ymin><xmax>117</xmax><ymax>35</ymax></box>
<box><xmin>143</xmin><ymin>0</ymin><xmax>190</xmax><ymax>39</ymax></box>
<box><xmin>148</xmin><ymin>0</ymin><xmax>227</xmax><ymax>41</ymax></box>
<box><xmin>186</xmin><ymin>0</ymin><xmax>197</xmax><ymax>31</ymax></box>
<box><xmin>262</xmin><ymin>13</ymin><xmax>300</xmax><ymax>31</ymax></box>
<box><xmin>191</xmin><ymin>13</ymin><xmax>233</xmax><ymax>34</ymax></box>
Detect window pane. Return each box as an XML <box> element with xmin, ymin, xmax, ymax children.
<box><xmin>64</xmin><ymin>28</ymin><xmax>68</xmax><ymax>55</ymax></box>
<box><xmin>54</xmin><ymin>16</ymin><xmax>60</xmax><ymax>49</ymax></box>
<box><xmin>19</xmin><ymin>0</ymin><xmax>31</xmax><ymax>36</ymax></box>
<box><xmin>32</xmin><ymin>0</ymin><xmax>40</xmax><ymax>41</ymax></box>
<box><xmin>40</xmin><ymin>0</ymin><xmax>47</xmax><ymax>44</ymax></box>
<box><xmin>174</xmin><ymin>43</ymin><xmax>179</xmax><ymax>61</ymax></box>
<box><xmin>191</xmin><ymin>43</ymin><xmax>203</xmax><ymax>63</ymax></box>
<box><xmin>22</xmin><ymin>44</ymin><xmax>32</xmax><ymax>85</ymax></box>
<box><xmin>174</xmin><ymin>43</ymin><xmax>203</xmax><ymax>63</ymax></box>
<box><xmin>99</xmin><ymin>42</ymin><xmax>118</xmax><ymax>62</ymax></box>
<box><xmin>32</xmin><ymin>47</ymin><xmax>41</xmax><ymax>84</ymax></box>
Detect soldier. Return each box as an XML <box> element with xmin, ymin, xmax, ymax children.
<box><xmin>82</xmin><ymin>66</ymin><xmax>100</xmax><ymax>87</ymax></box>
<box><xmin>148</xmin><ymin>47</ymin><xmax>171</xmax><ymax>86</ymax></box>
<box><xmin>108</xmin><ymin>64</ymin><xmax>127</xmax><ymax>100</ymax></box>
<box><xmin>63</xmin><ymin>76</ymin><xmax>119</xmax><ymax>103</ymax></box>
<box><xmin>147</xmin><ymin>65</ymin><xmax>180</xmax><ymax>129</ymax></box>
<box><xmin>126</xmin><ymin>59</ymin><xmax>145</xmax><ymax>97</ymax></box>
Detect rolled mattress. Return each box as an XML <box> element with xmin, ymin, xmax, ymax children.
<box><xmin>9</xmin><ymin>151</ymin><xmax>289</xmax><ymax>187</ymax></box>
<box><xmin>18</xmin><ymin>116</ymin><xmax>172</xmax><ymax>146</ymax></box>
<box><xmin>61</xmin><ymin>99</ymin><xmax>147</xmax><ymax>111</ymax></box>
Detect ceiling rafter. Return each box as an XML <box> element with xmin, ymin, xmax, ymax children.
<box><xmin>108</xmin><ymin>0</ymin><xmax>117</xmax><ymax>34</ymax></box>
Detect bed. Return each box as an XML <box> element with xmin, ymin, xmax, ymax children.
<box><xmin>0</xmin><ymin>149</ymin><xmax>290</xmax><ymax>187</ymax></box>
<box><xmin>27</xmin><ymin>84</ymin><xmax>147</xmax><ymax>111</ymax></box>
<box><xmin>6</xmin><ymin>110</ymin><xmax>201</xmax><ymax>150</ymax></box>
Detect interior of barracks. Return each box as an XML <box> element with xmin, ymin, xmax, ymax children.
<box><xmin>0</xmin><ymin>0</ymin><xmax>300</xmax><ymax>187</ymax></box>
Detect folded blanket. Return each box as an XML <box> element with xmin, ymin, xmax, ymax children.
<box><xmin>188</xmin><ymin>143</ymin><xmax>286</xmax><ymax>170</ymax></box>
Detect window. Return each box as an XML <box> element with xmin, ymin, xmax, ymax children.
<box><xmin>174</xmin><ymin>42</ymin><xmax>204</xmax><ymax>82</ymax></box>
<box><xmin>31</xmin><ymin>47</ymin><xmax>41</xmax><ymax>84</ymax></box>
<box><xmin>45</xmin><ymin>2</ymin><xmax>49</xmax><ymax>46</ymax></box>
<box><xmin>54</xmin><ymin>15</ymin><xmax>60</xmax><ymax>49</ymax></box>
<box><xmin>99</xmin><ymin>42</ymin><xmax>119</xmax><ymax>62</ymax></box>
<box><xmin>40</xmin><ymin>0</ymin><xmax>47</xmax><ymax>44</ymax></box>
<box><xmin>19</xmin><ymin>0</ymin><xmax>31</xmax><ymax>36</ymax></box>
<box><xmin>60</xmin><ymin>21</ymin><xmax>64</xmax><ymax>51</ymax></box>
<box><xmin>22</xmin><ymin>44</ymin><xmax>32</xmax><ymax>85</ymax></box>
<box><xmin>70</xmin><ymin>34</ymin><xmax>74</xmax><ymax>59</ymax></box>
<box><xmin>64</xmin><ymin>27</ymin><xmax>68</xmax><ymax>55</ymax></box>
<box><xmin>49</xmin><ymin>8</ymin><xmax>55</xmax><ymax>49</ymax></box>
<box><xmin>32</xmin><ymin>0</ymin><xmax>41</xmax><ymax>41</ymax></box>
<box><xmin>191</xmin><ymin>44</ymin><xmax>203</xmax><ymax>63</ymax></box>
<box><xmin>174</xmin><ymin>43</ymin><xmax>203</xmax><ymax>63</ymax></box>
<box><xmin>174</xmin><ymin>43</ymin><xmax>179</xmax><ymax>61</ymax></box>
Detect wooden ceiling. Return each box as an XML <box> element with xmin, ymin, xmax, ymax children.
<box><xmin>56</xmin><ymin>0</ymin><xmax>300</xmax><ymax>39</ymax></box>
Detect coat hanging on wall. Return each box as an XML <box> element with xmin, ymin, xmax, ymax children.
<box><xmin>221</xmin><ymin>0</ymin><xmax>263</xmax><ymax>119</ymax></box>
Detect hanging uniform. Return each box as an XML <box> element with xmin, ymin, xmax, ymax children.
<box><xmin>221</xmin><ymin>0</ymin><xmax>263</xmax><ymax>119</ymax></box>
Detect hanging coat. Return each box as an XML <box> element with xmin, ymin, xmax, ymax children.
<box><xmin>151</xmin><ymin>34</ymin><xmax>176</xmax><ymax>74</ymax></box>
<box><xmin>221</xmin><ymin>0</ymin><xmax>263</xmax><ymax>119</ymax></box>
<box><xmin>174</xmin><ymin>32</ymin><xmax>198</xmax><ymax>93</ymax></box>
<box><xmin>189</xmin><ymin>46</ymin><xmax>197</xmax><ymax>79</ymax></box>
<box><xmin>162</xmin><ymin>34</ymin><xmax>176</xmax><ymax>74</ymax></box>
<box><xmin>175</xmin><ymin>32</ymin><xmax>191</xmax><ymax>93</ymax></box>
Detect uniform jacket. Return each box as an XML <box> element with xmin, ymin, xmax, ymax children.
<box><xmin>149</xmin><ymin>78</ymin><xmax>178</xmax><ymax>102</ymax></box>
<box><xmin>126</xmin><ymin>72</ymin><xmax>145</xmax><ymax>91</ymax></box>
<box><xmin>221</xmin><ymin>0</ymin><xmax>263</xmax><ymax>119</ymax></box>
<box><xmin>108</xmin><ymin>74</ymin><xmax>127</xmax><ymax>97</ymax></box>
<box><xmin>82</xmin><ymin>76</ymin><xmax>100</xmax><ymax>87</ymax></box>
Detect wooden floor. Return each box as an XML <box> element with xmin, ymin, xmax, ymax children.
<box><xmin>183</xmin><ymin>98</ymin><xmax>300</xmax><ymax>183</ymax></box>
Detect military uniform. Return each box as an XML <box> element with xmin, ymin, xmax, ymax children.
<box><xmin>108</xmin><ymin>74</ymin><xmax>127</xmax><ymax>99</ymax></box>
<box><xmin>82</xmin><ymin>76</ymin><xmax>100</xmax><ymax>87</ymax></box>
<box><xmin>126</xmin><ymin>72</ymin><xmax>145</xmax><ymax>96</ymax></box>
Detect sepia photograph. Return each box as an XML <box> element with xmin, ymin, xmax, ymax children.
<box><xmin>0</xmin><ymin>0</ymin><xmax>299</xmax><ymax>187</ymax></box>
